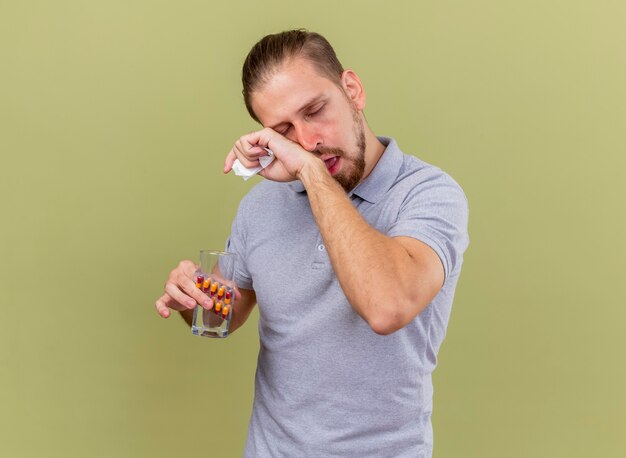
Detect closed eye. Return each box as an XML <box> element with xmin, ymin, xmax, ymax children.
<box><xmin>275</xmin><ymin>124</ymin><xmax>292</xmax><ymax>135</ymax></box>
<box><xmin>305</xmin><ymin>105</ymin><xmax>324</xmax><ymax>120</ymax></box>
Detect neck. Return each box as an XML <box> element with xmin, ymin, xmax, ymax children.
<box><xmin>361</xmin><ymin>128</ymin><xmax>386</xmax><ymax>181</ymax></box>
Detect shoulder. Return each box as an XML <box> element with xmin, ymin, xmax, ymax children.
<box><xmin>391</xmin><ymin>147</ymin><xmax>468</xmax><ymax>210</ymax></box>
<box><xmin>382</xmin><ymin>142</ymin><xmax>470</xmax><ymax>277</ymax></box>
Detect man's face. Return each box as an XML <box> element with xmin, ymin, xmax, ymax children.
<box><xmin>250</xmin><ymin>58</ymin><xmax>367</xmax><ymax>192</ymax></box>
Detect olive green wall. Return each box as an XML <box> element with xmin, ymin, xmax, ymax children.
<box><xmin>1</xmin><ymin>1</ymin><xmax>624</xmax><ymax>457</ymax></box>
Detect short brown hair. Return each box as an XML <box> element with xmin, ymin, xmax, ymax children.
<box><xmin>242</xmin><ymin>29</ymin><xmax>344</xmax><ymax>122</ymax></box>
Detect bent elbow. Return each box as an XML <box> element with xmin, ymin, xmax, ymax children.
<box><xmin>366</xmin><ymin>299</ymin><xmax>426</xmax><ymax>335</ymax></box>
<box><xmin>370</xmin><ymin>320</ymin><xmax>400</xmax><ymax>336</ymax></box>
<box><xmin>367</xmin><ymin>310</ymin><xmax>404</xmax><ymax>336</ymax></box>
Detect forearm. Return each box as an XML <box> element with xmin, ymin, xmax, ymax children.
<box><xmin>298</xmin><ymin>162</ymin><xmax>427</xmax><ymax>334</ymax></box>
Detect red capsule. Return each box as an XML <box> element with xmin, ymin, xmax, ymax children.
<box><xmin>222</xmin><ymin>305</ymin><xmax>230</xmax><ymax>318</ymax></box>
<box><xmin>214</xmin><ymin>301</ymin><xmax>222</xmax><ymax>313</ymax></box>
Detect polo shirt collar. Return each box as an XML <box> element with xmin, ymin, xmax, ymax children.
<box><xmin>288</xmin><ymin>136</ymin><xmax>402</xmax><ymax>203</ymax></box>
<box><xmin>350</xmin><ymin>136</ymin><xmax>401</xmax><ymax>203</ymax></box>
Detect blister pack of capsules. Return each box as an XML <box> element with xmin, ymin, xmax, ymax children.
<box><xmin>194</xmin><ymin>271</ymin><xmax>234</xmax><ymax>322</ymax></box>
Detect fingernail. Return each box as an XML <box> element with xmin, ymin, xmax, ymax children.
<box><xmin>187</xmin><ymin>299</ymin><xmax>196</xmax><ymax>307</ymax></box>
<box><xmin>204</xmin><ymin>299</ymin><xmax>212</xmax><ymax>308</ymax></box>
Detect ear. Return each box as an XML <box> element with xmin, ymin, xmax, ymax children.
<box><xmin>340</xmin><ymin>70</ymin><xmax>366</xmax><ymax>110</ymax></box>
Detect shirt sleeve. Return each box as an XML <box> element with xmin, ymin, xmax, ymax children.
<box><xmin>386</xmin><ymin>170</ymin><xmax>470</xmax><ymax>282</ymax></box>
<box><xmin>222</xmin><ymin>197</ymin><xmax>254</xmax><ymax>291</ymax></box>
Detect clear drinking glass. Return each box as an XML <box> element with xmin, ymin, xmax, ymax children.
<box><xmin>191</xmin><ymin>250</ymin><xmax>237</xmax><ymax>338</ymax></box>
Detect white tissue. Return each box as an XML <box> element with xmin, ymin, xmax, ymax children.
<box><xmin>232</xmin><ymin>148</ymin><xmax>275</xmax><ymax>181</ymax></box>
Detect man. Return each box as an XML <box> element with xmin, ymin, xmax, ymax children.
<box><xmin>155</xmin><ymin>29</ymin><xmax>469</xmax><ymax>457</ymax></box>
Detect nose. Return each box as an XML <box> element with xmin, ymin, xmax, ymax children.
<box><xmin>294</xmin><ymin>123</ymin><xmax>321</xmax><ymax>152</ymax></box>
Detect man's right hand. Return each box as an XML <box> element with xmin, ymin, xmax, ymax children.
<box><xmin>223</xmin><ymin>127</ymin><xmax>322</xmax><ymax>183</ymax></box>
<box><xmin>155</xmin><ymin>260</ymin><xmax>214</xmax><ymax>319</ymax></box>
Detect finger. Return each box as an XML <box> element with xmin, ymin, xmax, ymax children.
<box><xmin>240</xmin><ymin>136</ymin><xmax>267</xmax><ymax>156</ymax></box>
<box><xmin>174</xmin><ymin>273</ymin><xmax>216</xmax><ymax>310</ymax></box>
<box><xmin>155</xmin><ymin>293</ymin><xmax>185</xmax><ymax>318</ymax></box>
<box><xmin>155</xmin><ymin>294</ymin><xmax>170</xmax><ymax>318</ymax></box>
<box><xmin>238</xmin><ymin>136</ymin><xmax>269</xmax><ymax>159</ymax></box>
<box><xmin>164</xmin><ymin>280</ymin><xmax>203</xmax><ymax>310</ymax></box>
<box><xmin>176</xmin><ymin>260</ymin><xmax>214</xmax><ymax>308</ymax></box>
<box><xmin>172</xmin><ymin>259</ymin><xmax>198</xmax><ymax>280</ymax></box>
<box><xmin>234</xmin><ymin>152</ymin><xmax>260</xmax><ymax>169</ymax></box>
<box><xmin>200</xmin><ymin>296</ymin><xmax>214</xmax><ymax>311</ymax></box>
<box><xmin>234</xmin><ymin>140</ymin><xmax>263</xmax><ymax>169</ymax></box>
<box><xmin>224</xmin><ymin>148</ymin><xmax>237</xmax><ymax>173</ymax></box>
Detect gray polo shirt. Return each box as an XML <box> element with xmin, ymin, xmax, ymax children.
<box><xmin>225</xmin><ymin>137</ymin><xmax>469</xmax><ymax>458</ymax></box>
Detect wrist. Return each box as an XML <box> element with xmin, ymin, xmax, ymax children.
<box><xmin>297</xmin><ymin>156</ymin><xmax>329</xmax><ymax>187</ymax></box>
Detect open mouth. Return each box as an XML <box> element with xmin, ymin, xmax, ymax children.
<box><xmin>323</xmin><ymin>156</ymin><xmax>340</xmax><ymax>174</ymax></box>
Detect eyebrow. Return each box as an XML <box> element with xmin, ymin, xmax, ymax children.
<box><xmin>268</xmin><ymin>96</ymin><xmax>325</xmax><ymax>130</ymax></box>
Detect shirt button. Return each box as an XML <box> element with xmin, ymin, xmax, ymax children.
<box><xmin>317</xmin><ymin>244</ymin><xmax>325</xmax><ymax>251</ymax></box>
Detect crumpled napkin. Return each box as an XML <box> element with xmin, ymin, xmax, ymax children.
<box><xmin>232</xmin><ymin>148</ymin><xmax>275</xmax><ymax>181</ymax></box>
